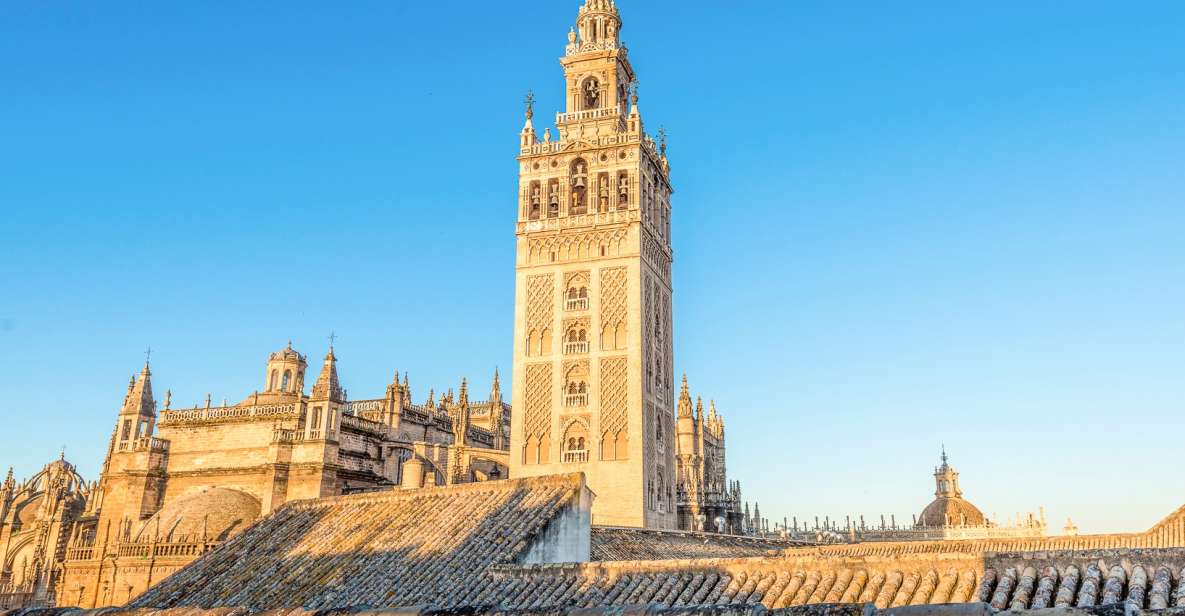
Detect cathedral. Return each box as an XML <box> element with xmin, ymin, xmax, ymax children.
<box><xmin>48</xmin><ymin>345</ymin><xmax>510</xmax><ymax>608</ymax></box>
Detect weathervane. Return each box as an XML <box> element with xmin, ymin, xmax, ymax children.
<box><xmin>144</xmin><ymin>346</ymin><xmax>152</xmax><ymax>364</ymax></box>
<box><xmin>328</xmin><ymin>331</ymin><xmax>337</xmax><ymax>350</ymax></box>
<box><xmin>627</xmin><ymin>79</ymin><xmax>639</xmax><ymax>105</ymax></box>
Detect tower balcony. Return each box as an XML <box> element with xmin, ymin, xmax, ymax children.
<box><xmin>556</xmin><ymin>106</ymin><xmax>621</xmax><ymax>125</ymax></box>
<box><xmin>565</xmin><ymin>297</ymin><xmax>590</xmax><ymax>311</ymax></box>
<box><xmin>562</xmin><ymin>449</ymin><xmax>590</xmax><ymax>464</ymax></box>
<box><xmin>563</xmin><ymin>341</ymin><xmax>590</xmax><ymax>355</ymax></box>
<box><xmin>564</xmin><ymin>393</ymin><xmax>588</xmax><ymax>408</ymax></box>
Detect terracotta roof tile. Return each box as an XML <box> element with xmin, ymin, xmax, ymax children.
<box><xmin>128</xmin><ymin>474</ymin><xmax>587</xmax><ymax>611</ymax></box>
<box><xmin>591</xmin><ymin>527</ymin><xmax>809</xmax><ymax>561</ymax></box>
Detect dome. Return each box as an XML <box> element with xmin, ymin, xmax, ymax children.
<box><xmin>136</xmin><ymin>487</ymin><xmax>261</xmax><ymax>543</ymax></box>
<box><xmin>918</xmin><ymin>496</ymin><xmax>987</xmax><ymax>528</ymax></box>
<box><xmin>269</xmin><ymin>342</ymin><xmax>305</xmax><ymax>363</ymax></box>
<box><xmin>14</xmin><ymin>496</ymin><xmax>44</xmax><ymax>526</ymax></box>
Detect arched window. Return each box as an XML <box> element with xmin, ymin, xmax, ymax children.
<box><xmin>281</xmin><ymin>370</ymin><xmax>292</xmax><ymax>392</ymax></box>
<box><xmin>563</xmin><ymin>422</ymin><xmax>589</xmax><ymax>463</ymax></box>
<box><xmin>269</xmin><ymin>370</ymin><xmax>278</xmax><ymax>391</ymax></box>
<box><xmin>570</xmin><ymin>159</ymin><xmax>588</xmax><ymax>215</ymax></box>
<box><xmin>583</xmin><ymin>78</ymin><xmax>601</xmax><ymax>110</ymax></box>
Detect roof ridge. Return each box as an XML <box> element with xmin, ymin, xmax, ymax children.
<box><xmin>283</xmin><ymin>472</ymin><xmax>587</xmax><ymax>511</ymax></box>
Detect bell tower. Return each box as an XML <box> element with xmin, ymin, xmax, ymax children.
<box><xmin>511</xmin><ymin>0</ymin><xmax>676</xmax><ymax>529</ymax></box>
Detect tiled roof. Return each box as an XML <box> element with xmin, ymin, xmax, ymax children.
<box><xmin>128</xmin><ymin>473</ymin><xmax>588</xmax><ymax>611</ymax></box>
<box><xmin>466</xmin><ymin>548</ymin><xmax>1185</xmax><ymax>612</ymax></box>
<box><xmin>469</xmin><ymin>553</ymin><xmax>986</xmax><ymax>610</ymax></box>
<box><xmin>978</xmin><ymin>550</ymin><xmax>1185</xmax><ymax>610</ymax></box>
<box><xmin>592</xmin><ymin>526</ymin><xmax>813</xmax><ymax>561</ymax></box>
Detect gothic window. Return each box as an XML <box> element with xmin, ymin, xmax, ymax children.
<box><xmin>121</xmin><ymin>420</ymin><xmax>132</xmax><ymax>441</ymax></box>
<box><xmin>583</xmin><ymin>77</ymin><xmax>600</xmax><ymax>110</ymax></box>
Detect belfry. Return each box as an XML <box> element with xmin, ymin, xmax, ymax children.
<box><xmin>510</xmin><ymin>0</ymin><xmax>677</xmax><ymax>528</ymax></box>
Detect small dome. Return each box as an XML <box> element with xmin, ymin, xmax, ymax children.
<box><xmin>918</xmin><ymin>496</ymin><xmax>987</xmax><ymax>528</ymax></box>
<box><xmin>269</xmin><ymin>341</ymin><xmax>305</xmax><ymax>363</ymax></box>
<box><xmin>137</xmin><ymin>487</ymin><xmax>261</xmax><ymax>543</ymax></box>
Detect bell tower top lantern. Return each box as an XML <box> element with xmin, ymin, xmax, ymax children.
<box><xmin>559</xmin><ymin>0</ymin><xmax>635</xmax><ymax>128</ymax></box>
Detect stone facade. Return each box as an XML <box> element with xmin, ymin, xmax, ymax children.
<box><xmin>675</xmin><ymin>377</ymin><xmax>744</xmax><ymax>534</ymax></box>
<box><xmin>510</xmin><ymin>0</ymin><xmax>678</xmax><ymax>530</ymax></box>
<box><xmin>55</xmin><ymin>344</ymin><xmax>510</xmax><ymax>608</ymax></box>
<box><xmin>0</xmin><ymin>459</ymin><xmax>90</xmax><ymax>609</ymax></box>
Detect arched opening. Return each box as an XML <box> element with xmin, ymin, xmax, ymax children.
<box><xmin>281</xmin><ymin>370</ymin><xmax>292</xmax><ymax>392</ymax></box>
<box><xmin>570</xmin><ymin>158</ymin><xmax>588</xmax><ymax>215</ymax></box>
<box><xmin>563</xmin><ymin>421</ymin><xmax>589</xmax><ymax>463</ymax></box>
<box><xmin>582</xmin><ymin>77</ymin><xmax>601</xmax><ymax>110</ymax></box>
<box><xmin>269</xmin><ymin>370</ymin><xmax>278</xmax><ymax>391</ymax></box>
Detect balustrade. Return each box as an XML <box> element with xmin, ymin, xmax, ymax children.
<box><xmin>563</xmin><ymin>393</ymin><xmax>588</xmax><ymax>408</ymax></box>
<box><xmin>563</xmin><ymin>341</ymin><xmax>590</xmax><ymax>355</ymax></box>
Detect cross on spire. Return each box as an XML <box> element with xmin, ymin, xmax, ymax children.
<box><xmin>144</xmin><ymin>346</ymin><xmax>152</xmax><ymax>364</ymax></box>
<box><xmin>328</xmin><ymin>331</ymin><xmax>337</xmax><ymax>349</ymax></box>
<box><xmin>524</xmin><ymin>90</ymin><xmax>535</xmax><ymax>119</ymax></box>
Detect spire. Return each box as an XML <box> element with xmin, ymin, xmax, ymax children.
<box><xmin>490</xmin><ymin>368</ymin><xmax>502</xmax><ymax>401</ymax></box>
<box><xmin>425</xmin><ymin>389</ymin><xmax>435</xmax><ymax>409</ymax></box>
<box><xmin>122</xmin><ymin>360</ymin><xmax>156</xmax><ymax>418</ymax></box>
<box><xmin>695</xmin><ymin>396</ymin><xmax>704</xmax><ymax>422</ymax></box>
<box><xmin>310</xmin><ymin>347</ymin><xmax>344</xmax><ymax>402</ymax></box>
<box><xmin>708</xmin><ymin>399</ymin><xmax>718</xmax><ymax>420</ymax></box>
<box><xmin>677</xmin><ymin>374</ymin><xmax>693</xmax><ymax>418</ymax></box>
<box><xmin>458</xmin><ymin>378</ymin><xmax>469</xmax><ymax>407</ymax></box>
<box><xmin>2</xmin><ymin>467</ymin><xmax>13</xmax><ymax>492</ymax></box>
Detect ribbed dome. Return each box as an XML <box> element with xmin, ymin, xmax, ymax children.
<box><xmin>137</xmin><ymin>487</ymin><xmax>261</xmax><ymax>542</ymax></box>
<box><xmin>918</xmin><ymin>496</ymin><xmax>986</xmax><ymax>528</ymax></box>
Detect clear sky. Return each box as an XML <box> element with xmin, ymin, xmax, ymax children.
<box><xmin>1</xmin><ymin>1</ymin><xmax>1182</xmax><ymax>535</ymax></box>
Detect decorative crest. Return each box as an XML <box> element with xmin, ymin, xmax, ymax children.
<box><xmin>524</xmin><ymin>90</ymin><xmax>535</xmax><ymax>120</ymax></box>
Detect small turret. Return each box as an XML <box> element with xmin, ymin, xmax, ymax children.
<box><xmin>310</xmin><ymin>346</ymin><xmax>344</xmax><ymax>403</ymax></box>
<box><xmin>264</xmin><ymin>341</ymin><xmax>307</xmax><ymax>395</ymax></box>
<box><xmin>115</xmin><ymin>359</ymin><xmax>157</xmax><ymax>450</ymax></box>
<box><xmin>677</xmin><ymin>374</ymin><xmax>693</xmax><ymax>418</ymax></box>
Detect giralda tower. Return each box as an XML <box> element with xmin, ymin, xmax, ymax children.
<box><xmin>510</xmin><ymin>0</ymin><xmax>676</xmax><ymax>529</ymax></box>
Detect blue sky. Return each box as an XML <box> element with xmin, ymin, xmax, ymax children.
<box><xmin>1</xmin><ymin>1</ymin><xmax>1182</xmax><ymax>534</ymax></box>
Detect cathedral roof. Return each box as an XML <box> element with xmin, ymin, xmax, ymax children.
<box><xmin>918</xmin><ymin>496</ymin><xmax>987</xmax><ymax>528</ymax></box>
<box><xmin>129</xmin><ymin>474</ymin><xmax>590</xmax><ymax>611</ymax></box>
<box><xmin>591</xmin><ymin>526</ymin><xmax>809</xmax><ymax>561</ymax></box>
<box><xmin>135</xmin><ymin>487</ymin><xmax>261</xmax><ymax>543</ymax></box>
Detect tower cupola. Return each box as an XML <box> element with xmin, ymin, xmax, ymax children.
<box><xmin>265</xmin><ymin>341</ymin><xmax>307</xmax><ymax>395</ymax></box>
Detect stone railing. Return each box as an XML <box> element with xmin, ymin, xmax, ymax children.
<box><xmin>65</xmin><ymin>544</ymin><xmax>96</xmax><ymax>561</ymax></box>
<box><xmin>565</xmin><ymin>297</ymin><xmax>590</xmax><ymax>311</ymax></box>
<box><xmin>271</xmin><ymin>428</ymin><xmax>303</xmax><ymax>444</ymax></box>
<box><xmin>344</xmin><ymin>399</ymin><xmax>384</xmax><ymax>415</ymax></box>
<box><xmin>116</xmin><ymin>436</ymin><xmax>170</xmax><ymax>453</ymax></box>
<box><xmin>114</xmin><ymin>539</ymin><xmax>220</xmax><ymax>559</ymax></box>
<box><xmin>564</xmin><ymin>341</ymin><xmax>590</xmax><ymax>355</ymax></box>
<box><xmin>341</xmin><ymin>412</ymin><xmax>387</xmax><ymax>435</ymax></box>
<box><xmin>520</xmin><ymin>131</ymin><xmax>641</xmax><ymax>157</ymax></box>
<box><xmin>556</xmin><ymin>105</ymin><xmax>621</xmax><ymax>125</ymax></box>
<box><xmin>562</xmin><ymin>450</ymin><xmax>589</xmax><ymax>464</ymax></box>
<box><xmin>519</xmin><ymin>209</ymin><xmax>636</xmax><ymax>234</ymax></box>
<box><xmin>564</xmin><ymin>393</ymin><xmax>588</xmax><ymax>408</ymax></box>
<box><xmin>159</xmin><ymin>403</ymin><xmax>299</xmax><ymax>426</ymax></box>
